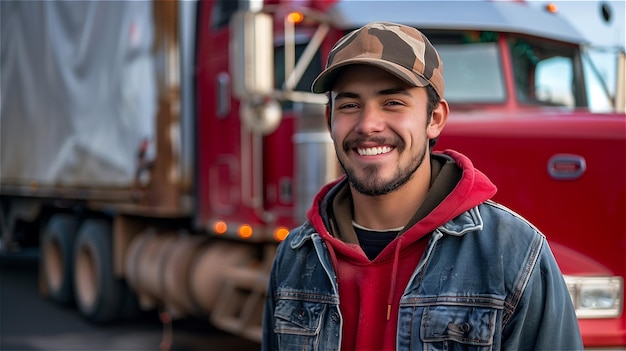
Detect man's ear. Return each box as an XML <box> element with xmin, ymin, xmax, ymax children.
<box><xmin>427</xmin><ymin>99</ymin><xmax>449</xmax><ymax>140</ymax></box>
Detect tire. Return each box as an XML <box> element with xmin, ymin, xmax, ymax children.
<box><xmin>73</xmin><ymin>219</ymin><xmax>124</xmax><ymax>323</ymax></box>
<box><xmin>42</xmin><ymin>213</ymin><xmax>79</xmax><ymax>305</ymax></box>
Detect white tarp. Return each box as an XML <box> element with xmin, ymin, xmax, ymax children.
<box><xmin>0</xmin><ymin>0</ymin><xmax>156</xmax><ymax>188</ymax></box>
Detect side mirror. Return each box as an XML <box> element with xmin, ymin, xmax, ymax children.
<box><xmin>230</xmin><ymin>11</ymin><xmax>274</xmax><ymax>99</ymax></box>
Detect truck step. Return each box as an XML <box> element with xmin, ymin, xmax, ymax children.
<box><xmin>210</xmin><ymin>267</ymin><xmax>268</xmax><ymax>343</ymax></box>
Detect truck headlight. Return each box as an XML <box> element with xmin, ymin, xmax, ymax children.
<box><xmin>564</xmin><ymin>276</ymin><xmax>623</xmax><ymax>318</ymax></box>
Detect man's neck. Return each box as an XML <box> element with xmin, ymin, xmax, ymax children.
<box><xmin>351</xmin><ymin>159</ymin><xmax>431</xmax><ymax>231</ymax></box>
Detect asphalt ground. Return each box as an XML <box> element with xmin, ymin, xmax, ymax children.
<box><xmin>0</xmin><ymin>250</ymin><xmax>259</xmax><ymax>351</ymax></box>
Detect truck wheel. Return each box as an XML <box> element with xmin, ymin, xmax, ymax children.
<box><xmin>73</xmin><ymin>219</ymin><xmax>123</xmax><ymax>323</ymax></box>
<box><xmin>42</xmin><ymin>213</ymin><xmax>79</xmax><ymax>305</ymax></box>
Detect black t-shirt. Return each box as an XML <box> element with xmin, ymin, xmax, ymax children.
<box><xmin>354</xmin><ymin>226</ymin><xmax>400</xmax><ymax>260</ymax></box>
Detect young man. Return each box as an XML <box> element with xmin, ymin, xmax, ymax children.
<box><xmin>262</xmin><ymin>22</ymin><xmax>582</xmax><ymax>351</ymax></box>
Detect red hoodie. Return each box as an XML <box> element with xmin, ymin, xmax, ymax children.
<box><xmin>306</xmin><ymin>150</ymin><xmax>497</xmax><ymax>351</ymax></box>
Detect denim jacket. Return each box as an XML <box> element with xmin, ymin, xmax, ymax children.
<box><xmin>262</xmin><ymin>200</ymin><xmax>583</xmax><ymax>350</ymax></box>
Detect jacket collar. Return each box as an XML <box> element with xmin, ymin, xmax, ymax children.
<box><xmin>438</xmin><ymin>204</ymin><xmax>484</xmax><ymax>236</ymax></box>
<box><xmin>291</xmin><ymin>203</ymin><xmax>484</xmax><ymax>250</ymax></box>
<box><xmin>289</xmin><ymin>222</ymin><xmax>318</xmax><ymax>249</ymax></box>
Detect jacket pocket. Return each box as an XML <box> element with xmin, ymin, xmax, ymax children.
<box><xmin>421</xmin><ymin>304</ymin><xmax>496</xmax><ymax>351</ymax></box>
<box><xmin>274</xmin><ymin>299</ymin><xmax>325</xmax><ymax>349</ymax></box>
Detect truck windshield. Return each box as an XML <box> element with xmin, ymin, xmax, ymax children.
<box><xmin>437</xmin><ymin>42</ymin><xmax>506</xmax><ymax>104</ymax></box>
<box><xmin>429</xmin><ymin>31</ymin><xmax>584</xmax><ymax>108</ymax></box>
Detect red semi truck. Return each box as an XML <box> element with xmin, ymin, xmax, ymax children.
<box><xmin>1</xmin><ymin>0</ymin><xmax>624</xmax><ymax>347</ymax></box>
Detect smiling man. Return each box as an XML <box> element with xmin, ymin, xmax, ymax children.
<box><xmin>262</xmin><ymin>22</ymin><xmax>582</xmax><ymax>351</ymax></box>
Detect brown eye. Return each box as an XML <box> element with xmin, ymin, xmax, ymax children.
<box><xmin>385</xmin><ymin>100</ymin><xmax>404</xmax><ymax>107</ymax></box>
<box><xmin>339</xmin><ymin>103</ymin><xmax>359</xmax><ymax>110</ymax></box>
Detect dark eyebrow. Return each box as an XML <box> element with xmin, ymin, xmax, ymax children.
<box><xmin>378</xmin><ymin>87</ymin><xmax>411</xmax><ymax>96</ymax></box>
<box><xmin>334</xmin><ymin>87</ymin><xmax>410</xmax><ymax>102</ymax></box>
<box><xmin>334</xmin><ymin>91</ymin><xmax>360</xmax><ymax>101</ymax></box>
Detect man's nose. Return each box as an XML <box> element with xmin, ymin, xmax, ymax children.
<box><xmin>354</xmin><ymin>104</ymin><xmax>384</xmax><ymax>135</ymax></box>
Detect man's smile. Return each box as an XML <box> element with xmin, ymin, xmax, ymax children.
<box><xmin>356</xmin><ymin>145</ymin><xmax>394</xmax><ymax>156</ymax></box>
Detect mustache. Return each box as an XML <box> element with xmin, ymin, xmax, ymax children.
<box><xmin>342</xmin><ymin>136</ymin><xmax>404</xmax><ymax>152</ymax></box>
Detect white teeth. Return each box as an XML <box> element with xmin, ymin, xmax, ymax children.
<box><xmin>357</xmin><ymin>146</ymin><xmax>392</xmax><ymax>156</ymax></box>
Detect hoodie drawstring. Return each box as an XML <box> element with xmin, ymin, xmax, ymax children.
<box><xmin>387</xmin><ymin>236</ymin><xmax>403</xmax><ymax>321</ymax></box>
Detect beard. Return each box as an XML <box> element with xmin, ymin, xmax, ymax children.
<box><xmin>337</xmin><ymin>137</ymin><xmax>428</xmax><ymax>197</ymax></box>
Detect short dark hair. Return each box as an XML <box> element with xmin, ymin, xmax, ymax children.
<box><xmin>426</xmin><ymin>84</ymin><xmax>441</xmax><ymax>150</ymax></box>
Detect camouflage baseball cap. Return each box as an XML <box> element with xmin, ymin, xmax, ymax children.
<box><xmin>311</xmin><ymin>22</ymin><xmax>444</xmax><ymax>99</ymax></box>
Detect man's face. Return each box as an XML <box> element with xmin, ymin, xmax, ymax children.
<box><xmin>329</xmin><ymin>65</ymin><xmax>433</xmax><ymax>196</ymax></box>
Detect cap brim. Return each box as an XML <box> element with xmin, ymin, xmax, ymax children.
<box><xmin>311</xmin><ymin>58</ymin><xmax>431</xmax><ymax>93</ymax></box>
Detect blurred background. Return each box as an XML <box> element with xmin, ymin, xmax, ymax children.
<box><xmin>1</xmin><ymin>1</ymin><xmax>624</xmax><ymax>350</ymax></box>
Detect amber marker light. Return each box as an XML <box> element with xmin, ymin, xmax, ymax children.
<box><xmin>238</xmin><ymin>225</ymin><xmax>253</xmax><ymax>239</ymax></box>
<box><xmin>287</xmin><ymin>11</ymin><xmax>304</xmax><ymax>24</ymax></box>
<box><xmin>545</xmin><ymin>3</ymin><xmax>558</xmax><ymax>14</ymax></box>
<box><xmin>274</xmin><ymin>227</ymin><xmax>290</xmax><ymax>242</ymax></box>
<box><xmin>214</xmin><ymin>221</ymin><xmax>227</xmax><ymax>235</ymax></box>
